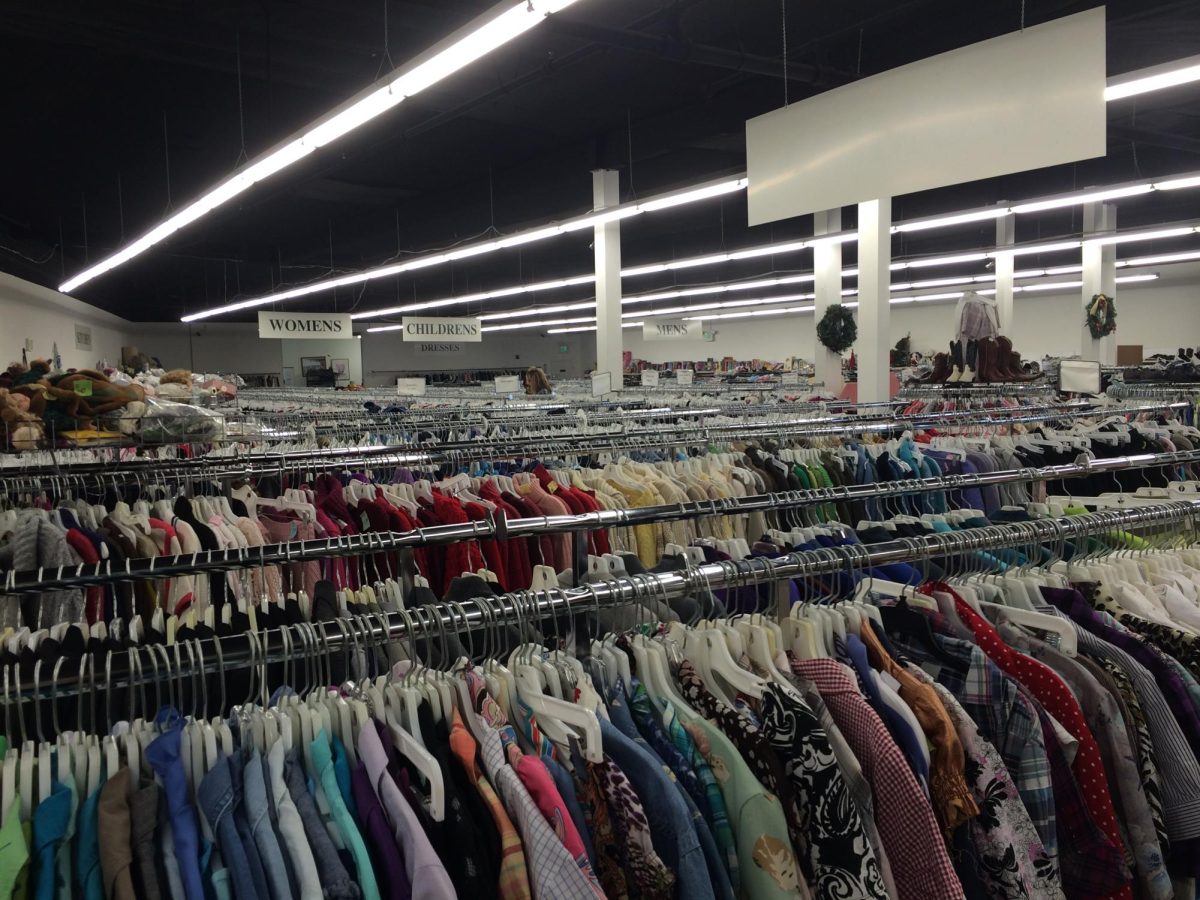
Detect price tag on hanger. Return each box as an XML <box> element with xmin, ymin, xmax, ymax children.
<box><xmin>591</xmin><ymin>371</ymin><xmax>613</xmax><ymax>397</ymax></box>
<box><xmin>396</xmin><ymin>378</ymin><xmax>427</xmax><ymax>396</ymax></box>
<box><xmin>781</xmin><ymin>371</ymin><xmax>800</xmax><ymax>385</ymax></box>
<box><xmin>494</xmin><ymin>375</ymin><xmax>520</xmax><ymax>394</ymax></box>
<box><xmin>640</xmin><ymin>370</ymin><xmax>659</xmax><ymax>387</ymax></box>
<box><xmin>676</xmin><ymin>369</ymin><xmax>694</xmax><ymax>385</ymax></box>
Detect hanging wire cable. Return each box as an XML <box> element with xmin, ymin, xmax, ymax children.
<box><xmin>781</xmin><ymin>0</ymin><xmax>790</xmax><ymax>105</ymax></box>
<box><xmin>235</xmin><ymin>31</ymin><xmax>249</xmax><ymax>165</ymax></box>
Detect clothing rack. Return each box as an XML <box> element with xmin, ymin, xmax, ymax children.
<box><xmin>7</xmin><ymin>498</ymin><xmax>1198</xmax><ymax>704</ymax></box>
<box><xmin>1</xmin><ymin>400</ymin><xmax>1181</xmax><ymax>484</ymax></box>
<box><xmin>5</xmin><ymin>445</ymin><xmax>1196</xmax><ymax>593</ymax></box>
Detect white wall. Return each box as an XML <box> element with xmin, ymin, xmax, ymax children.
<box><xmin>280</xmin><ymin>337</ymin><xmax>362</xmax><ymax>385</ymax></box>
<box><xmin>0</xmin><ymin>272</ymin><xmax>135</xmax><ymax>371</ymax></box>
<box><xmin>131</xmin><ymin>323</ymin><xmax>284</xmax><ymax>376</ymax></box>
<box><xmin>623</xmin><ymin>262</ymin><xmax>1200</xmax><ymax>367</ymax></box>
<box><xmin>359</xmin><ymin>330</ymin><xmax>592</xmax><ymax>387</ymax></box>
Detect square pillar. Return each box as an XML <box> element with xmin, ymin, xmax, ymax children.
<box><xmin>994</xmin><ymin>214</ymin><xmax>1015</xmax><ymax>332</ymax></box>
<box><xmin>857</xmin><ymin>198</ymin><xmax>892</xmax><ymax>403</ymax></box>
<box><xmin>593</xmin><ymin>169</ymin><xmax>623</xmax><ymax>389</ymax></box>
<box><xmin>813</xmin><ymin>209</ymin><xmax>845</xmax><ymax>394</ymax></box>
<box><xmin>1081</xmin><ymin>202</ymin><xmax>1117</xmax><ymax>364</ymax></box>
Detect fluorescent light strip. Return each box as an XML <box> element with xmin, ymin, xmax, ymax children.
<box><xmin>1106</xmin><ymin>55</ymin><xmax>1200</xmax><ymax>101</ymax></box>
<box><xmin>892</xmin><ymin>208</ymin><xmax>1009</xmax><ymax>233</ymax></box>
<box><xmin>481</xmin><ymin>315</ymin><xmax>596</xmax><ymax>333</ymax></box>
<box><xmin>209</xmin><ymin>182</ymin><xmax>1200</xmax><ymax>323</ymax></box>
<box><xmin>1086</xmin><ymin>226</ymin><xmax>1199</xmax><ymax>246</ymax></box>
<box><xmin>1118</xmin><ymin>249</ymin><xmax>1200</xmax><ymax>266</ymax></box>
<box><xmin>181</xmin><ymin>175</ymin><xmax>744</xmax><ymax>321</ymax></box>
<box><xmin>1010</xmin><ymin>184</ymin><xmax>1154</xmax><ymax>214</ymax></box>
<box><xmin>64</xmin><ymin>0</ymin><xmax>582</xmax><ymax>295</ymax></box>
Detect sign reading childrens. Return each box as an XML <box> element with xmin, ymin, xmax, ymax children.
<box><xmin>259</xmin><ymin>311</ymin><xmax>354</xmax><ymax>339</ymax></box>
<box><xmin>401</xmin><ymin>317</ymin><xmax>482</xmax><ymax>343</ymax></box>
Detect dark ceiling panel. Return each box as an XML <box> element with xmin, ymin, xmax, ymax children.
<box><xmin>1</xmin><ymin>0</ymin><xmax>1198</xmax><ymax>323</ymax></box>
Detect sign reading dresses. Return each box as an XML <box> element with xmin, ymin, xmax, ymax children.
<box><xmin>401</xmin><ymin>317</ymin><xmax>482</xmax><ymax>343</ymax></box>
<box><xmin>642</xmin><ymin>319</ymin><xmax>702</xmax><ymax>341</ymax></box>
<box><xmin>258</xmin><ymin>311</ymin><xmax>353</xmax><ymax>339</ymax></box>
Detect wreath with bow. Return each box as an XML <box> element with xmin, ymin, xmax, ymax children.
<box><xmin>1085</xmin><ymin>292</ymin><xmax>1117</xmax><ymax>339</ymax></box>
<box><xmin>816</xmin><ymin>305</ymin><xmax>857</xmax><ymax>353</ymax></box>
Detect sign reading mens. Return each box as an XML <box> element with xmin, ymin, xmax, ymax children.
<box><xmin>401</xmin><ymin>317</ymin><xmax>482</xmax><ymax>343</ymax></box>
<box><xmin>643</xmin><ymin>319</ymin><xmax>702</xmax><ymax>341</ymax></box>
<box><xmin>258</xmin><ymin>311</ymin><xmax>353</xmax><ymax>339</ymax></box>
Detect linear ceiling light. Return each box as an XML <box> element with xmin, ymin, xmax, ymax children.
<box><xmin>1106</xmin><ymin>55</ymin><xmax>1200</xmax><ymax>101</ymax></box>
<box><xmin>351</xmin><ymin>274</ymin><xmax>596</xmax><ymax>320</ymax></box>
<box><xmin>181</xmin><ymin>175</ymin><xmax>744</xmax><ymax>321</ymax></box>
<box><xmin>892</xmin><ymin>208</ymin><xmax>1009</xmax><ymax>233</ymax></box>
<box><xmin>1086</xmin><ymin>226</ymin><xmax>1199</xmax><ymax>246</ymax></box>
<box><xmin>1009</xmin><ymin>184</ymin><xmax>1155</xmax><ymax>214</ymax></box>
<box><xmin>63</xmin><ymin>0</ymin><xmax>582</xmax><ymax>295</ymax></box>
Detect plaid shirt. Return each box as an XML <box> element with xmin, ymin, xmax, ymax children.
<box><xmin>449</xmin><ymin>707</ymin><xmax>533</xmax><ymax>900</ymax></box>
<box><xmin>949</xmin><ymin>588</ymin><xmax>1133</xmax><ymax>900</ymax></box>
<box><xmin>890</xmin><ymin>630</ymin><xmax>1060</xmax><ymax>866</ymax></box>
<box><xmin>464</xmin><ymin>671</ymin><xmax>608</xmax><ymax>900</ymax></box>
<box><xmin>792</xmin><ymin>657</ymin><xmax>965</xmax><ymax>900</ymax></box>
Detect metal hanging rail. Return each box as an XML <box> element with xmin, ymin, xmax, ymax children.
<box><xmin>0</xmin><ymin>400</ymin><xmax>1180</xmax><ymax>483</ymax></box>
<box><xmin>4</xmin><ymin>445</ymin><xmax>1196</xmax><ymax>592</ymax></box>
<box><xmin>7</xmin><ymin>498</ymin><xmax>1199</xmax><ymax>704</ymax></box>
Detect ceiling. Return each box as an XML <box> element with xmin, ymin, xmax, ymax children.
<box><xmin>2</xmin><ymin>0</ymin><xmax>1199</xmax><ymax>323</ymax></box>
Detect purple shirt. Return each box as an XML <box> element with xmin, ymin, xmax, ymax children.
<box><xmin>358</xmin><ymin>722</ymin><xmax>457</xmax><ymax>900</ymax></box>
<box><xmin>351</xmin><ymin>763</ymin><xmax>411</xmax><ymax>900</ymax></box>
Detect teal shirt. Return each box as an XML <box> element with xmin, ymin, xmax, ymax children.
<box><xmin>310</xmin><ymin>731</ymin><xmax>380</xmax><ymax>900</ymax></box>
<box><xmin>75</xmin><ymin>782</ymin><xmax>102</xmax><ymax>900</ymax></box>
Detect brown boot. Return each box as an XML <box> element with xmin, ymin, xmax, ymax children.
<box><xmin>974</xmin><ymin>338</ymin><xmax>996</xmax><ymax>383</ymax></box>
<box><xmin>996</xmin><ymin>336</ymin><xmax>1038</xmax><ymax>381</ymax></box>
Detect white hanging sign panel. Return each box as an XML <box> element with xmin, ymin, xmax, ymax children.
<box><xmin>640</xmin><ymin>370</ymin><xmax>659</xmax><ymax>387</ymax></box>
<box><xmin>642</xmin><ymin>319</ymin><xmax>703</xmax><ymax>341</ymax></box>
<box><xmin>395</xmin><ymin>377</ymin><xmax>427</xmax><ymax>396</ymax></box>
<box><xmin>745</xmin><ymin>8</ymin><xmax>1106</xmax><ymax>224</ymax></box>
<box><xmin>400</xmin><ymin>317</ymin><xmax>482</xmax><ymax>342</ymax></box>
<box><xmin>258</xmin><ymin>311</ymin><xmax>354</xmax><ymax>339</ymax></box>
<box><xmin>494</xmin><ymin>375</ymin><xmax>520</xmax><ymax>394</ymax></box>
<box><xmin>675</xmin><ymin>369</ymin><xmax>694</xmax><ymax>385</ymax></box>
<box><xmin>591</xmin><ymin>371</ymin><xmax>613</xmax><ymax>397</ymax></box>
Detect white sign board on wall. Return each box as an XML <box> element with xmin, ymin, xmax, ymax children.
<box><xmin>258</xmin><ymin>311</ymin><xmax>354</xmax><ymax>339</ymax></box>
<box><xmin>745</xmin><ymin>8</ymin><xmax>1107</xmax><ymax>225</ymax></box>
<box><xmin>401</xmin><ymin>317</ymin><xmax>482</xmax><ymax>342</ymax></box>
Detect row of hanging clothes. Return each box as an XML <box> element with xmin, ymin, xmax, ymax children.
<box><xmin>3</xmin><ymin>492</ymin><xmax>1200</xmax><ymax>900</ymax></box>
<box><xmin>0</xmin><ymin>403</ymin><xmax>1196</xmax><ymax>897</ymax></box>
<box><xmin>0</xmin><ymin>403</ymin><xmax>1190</xmax><ymax>623</ymax></box>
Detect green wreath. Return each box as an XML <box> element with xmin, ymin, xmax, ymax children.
<box><xmin>816</xmin><ymin>305</ymin><xmax>857</xmax><ymax>353</ymax></box>
<box><xmin>1085</xmin><ymin>292</ymin><xmax>1117</xmax><ymax>339</ymax></box>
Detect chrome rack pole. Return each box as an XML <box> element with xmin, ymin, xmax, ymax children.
<box><xmin>4</xmin><ymin>445</ymin><xmax>1199</xmax><ymax>592</ymax></box>
<box><xmin>8</xmin><ymin>500</ymin><xmax>1199</xmax><ymax>705</ymax></box>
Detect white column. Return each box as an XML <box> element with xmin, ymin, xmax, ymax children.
<box><xmin>1081</xmin><ymin>201</ymin><xmax>1117</xmax><ymax>363</ymax></box>
<box><xmin>994</xmin><ymin>214</ymin><xmax>1015</xmax><ymax>332</ymax></box>
<box><xmin>857</xmin><ymin>198</ymin><xmax>892</xmax><ymax>403</ymax></box>
<box><xmin>812</xmin><ymin>209</ymin><xmax>845</xmax><ymax>395</ymax></box>
<box><xmin>593</xmin><ymin>169</ymin><xmax>623</xmax><ymax>390</ymax></box>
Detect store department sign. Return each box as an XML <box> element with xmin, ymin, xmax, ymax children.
<box><xmin>414</xmin><ymin>342</ymin><xmax>463</xmax><ymax>353</ymax></box>
<box><xmin>642</xmin><ymin>319</ymin><xmax>702</xmax><ymax>341</ymax></box>
<box><xmin>401</xmin><ymin>317</ymin><xmax>482</xmax><ymax>342</ymax></box>
<box><xmin>258</xmin><ymin>311</ymin><xmax>353</xmax><ymax>339</ymax></box>
<box><xmin>745</xmin><ymin>8</ymin><xmax>1105</xmax><ymax>224</ymax></box>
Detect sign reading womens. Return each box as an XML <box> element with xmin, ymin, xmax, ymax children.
<box><xmin>258</xmin><ymin>311</ymin><xmax>353</xmax><ymax>339</ymax></box>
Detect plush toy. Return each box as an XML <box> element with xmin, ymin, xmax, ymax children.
<box><xmin>0</xmin><ymin>388</ymin><xmax>45</xmax><ymax>450</ymax></box>
<box><xmin>156</xmin><ymin>369</ymin><xmax>194</xmax><ymax>401</ymax></box>
<box><xmin>13</xmin><ymin>368</ymin><xmax>146</xmax><ymax>434</ymax></box>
